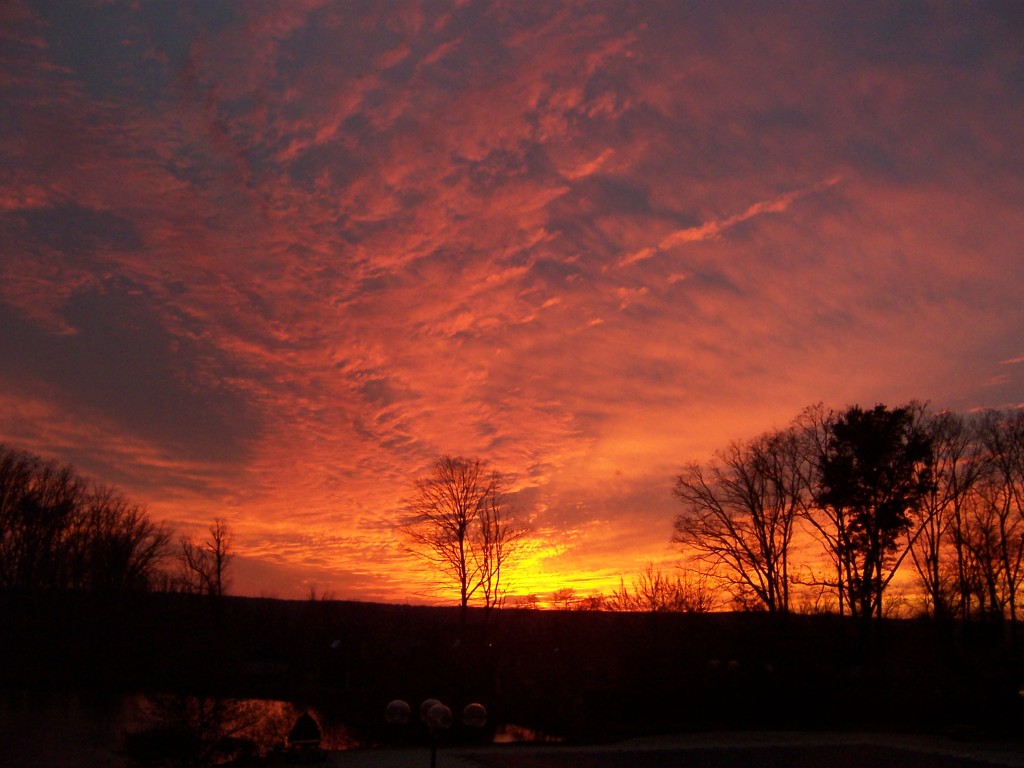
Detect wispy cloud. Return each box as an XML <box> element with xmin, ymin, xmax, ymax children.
<box><xmin>618</xmin><ymin>176</ymin><xmax>844</xmax><ymax>268</ymax></box>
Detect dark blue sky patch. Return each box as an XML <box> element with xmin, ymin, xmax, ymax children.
<box><xmin>0</xmin><ymin>282</ymin><xmax>260</xmax><ymax>464</ymax></box>
<box><xmin>6</xmin><ymin>203</ymin><xmax>143</xmax><ymax>262</ymax></box>
<box><xmin>33</xmin><ymin>0</ymin><xmax>175</xmax><ymax>105</ymax></box>
<box><xmin>687</xmin><ymin>269</ymin><xmax>744</xmax><ymax>297</ymax></box>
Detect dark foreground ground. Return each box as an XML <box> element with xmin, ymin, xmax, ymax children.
<box><xmin>4</xmin><ymin>591</ymin><xmax>1024</xmax><ymax>767</ymax></box>
<box><xmin>330</xmin><ymin>733</ymin><xmax>1024</xmax><ymax>768</ymax></box>
<box><xmin>6</xmin><ymin>591</ymin><xmax>1024</xmax><ymax>741</ymax></box>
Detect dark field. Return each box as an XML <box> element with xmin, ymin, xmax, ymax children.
<box><xmin>466</xmin><ymin>746</ymin><xmax>1016</xmax><ymax>768</ymax></box>
<box><xmin>329</xmin><ymin>734</ymin><xmax>1024</xmax><ymax>768</ymax></box>
<box><xmin>2</xmin><ymin>591</ymin><xmax>1024</xmax><ymax>764</ymax></box>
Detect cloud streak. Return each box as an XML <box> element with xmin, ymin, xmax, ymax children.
<box><xmin>618</xmin><ymin>176</ymin><xmax>844</xmax><ymax>267</ymax></box>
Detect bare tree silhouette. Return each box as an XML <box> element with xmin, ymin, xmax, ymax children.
<box><xmin>608</xmin><ymin>563</ymin><xmax>713</xmax><ymax>612</ymax></box>
<box><xmin>179</xmin><ymin>519</ymin><xmax>234</xmax><ymax>596</ymax></box>
<box><xmin>400</xmin><ymin>456</ymin><xmax>524</xmax><ymax>614</ymax></box>
<box><xmin>910</xmin><ymin>411</ymin><xmax>984</xmax><ymax>619</ymax></box>
<box><xmin>0</xmin><ymin>444</ymin><xmax>169</xmax><ymax>592</ymax></box>
<box><xmin>961</xmin><ymin>409</ymin><xmax>1024</xmax><ymax>627</ymax></box>
<box><xmin>673</xmin><ymin>428</ymin><xmax>807</xmax><ymax>612</ymax></box>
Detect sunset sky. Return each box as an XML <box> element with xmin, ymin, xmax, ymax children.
<box><xmin>2</xmin><ymin>1</ymin><xmax>1023</xmax><ymax>603</ymax></box>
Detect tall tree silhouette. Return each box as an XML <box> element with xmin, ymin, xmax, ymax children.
<box><xmin>909</xmin><ymin>411</ymin><xmax>984</xmax><ymax>620</ymax></box>
<box><xmin>672</xmin><ymin>428</ymin><xmax>807</xmax><ymax>612</ymax></box>
<box><xmin>966</xmin><ymin>409</ymin><xmax>1024</xmax><ymax>627</ymax></box>
<box><xmin>400</xmin><ymin>456</ymin><xmax>523</xmax><ymax>613</ymax></box>
<box><xmin>812</xmin><ymin>403</ymin><xmax>934</xmax><ymax>620</ymax></box>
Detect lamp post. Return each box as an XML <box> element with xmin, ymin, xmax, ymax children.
<box><xmin>386</xmin><ymin>698</ymin><xmax>487</xmax><ymax>768</ymax></box>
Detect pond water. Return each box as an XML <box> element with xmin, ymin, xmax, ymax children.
<box><xmin>0</xmin><ymin>690</ymin><xmax>555</xmax><ymax>766</ymax></box>
<box><xmin>0</xmin><ymin>689</ymin><xmax>356</xmax><ymax>767</ymax></box>
<box><xmin>493</xmin><ymin>723</ymin><xmax>563</xmax><ymax>743</ymax></box>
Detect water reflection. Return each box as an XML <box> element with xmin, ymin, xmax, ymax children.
<box><xmin>126</xmin><ymin>694</ymin><xmax>354</xmax><ymax>763</ymax></box>
<box><xmin>0</xmin><ymin>689</ymin><xmax>556</xmax><ymax>766</ymax></box>
<box><xmin>493</xmin><ymin>723</ymin><xmax>563</xmax><ymax>744</ymax></box>
<box><xmin>0</xmin><ymin>690</ymin><xmax>356</xmax><ymax>767</ymax></box>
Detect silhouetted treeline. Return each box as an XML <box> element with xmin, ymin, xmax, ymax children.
<box><xmin>0</xmin><ymin>444</ymin><xmax>238</xmax><ymax>599</ymax></box>
<box><xmin>0</xmin><ymin>444</ymin><xmax>170</xmax><ymax>592</ymax></box>
<box><xmin>2</xmin><ymin>593</ymin><xmax>1022</xmax><ymax>743</ymax></box>
<box><xmin>672</xmin><ymin>403</ymin><xmax>1024</xmax><ymax>626</ymax></box>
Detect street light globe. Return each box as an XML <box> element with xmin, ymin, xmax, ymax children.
<box><xmin>385</xmin><ymin>699</ymin><xmax>411</xmax><ymax>725</ymax></box>
<box><xmin>426</xmin><ymin>702</ymin><xmax>453</xmax><ymax>730</ymax></box>
<box><xmin>462</xmin><ymin>702</ymin><xmax>487</xmax><ymax>728</ymax></box>
<box><xmin>420</xmin><ymin>698</ymin><xmax>443</xmax><ymax>722</ymax></box>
